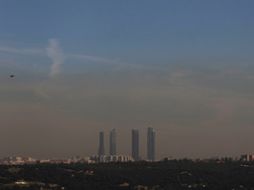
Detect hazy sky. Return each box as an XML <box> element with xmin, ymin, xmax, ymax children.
<box><xmin>0</xmin><ymin>0</ymin><xmax>254</xmax><ymax>159</ymax></box>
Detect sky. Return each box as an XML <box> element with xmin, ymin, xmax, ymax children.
<box><xmin>0</xmin><ymin>0</ymin><xmax>254</xmax><ymax>159</ymax></box>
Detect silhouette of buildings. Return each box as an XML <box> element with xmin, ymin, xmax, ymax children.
<box><xmin>96</xmin><ymin>128</ymin><xmax>156</xmax><ymax>161</ymax></box>
<box><xmin>90</xmin><ymin>155</ymin><xmax>133</xmax><ymax>163</ymax></box>
<box><xmin>109</xmin><ymin>129</ymin><xmax>116</xmax><ymax>155</ymax></box>
<box><xmin>132</xmin><ymin>129</ymin><xmax>139</xmax><ymax>161</ymax></box>
<box><xmin>98</xmin><ymin>131</ymin><xmax>105</xmax><ymax>156</ymax></box>
<box><xmin>147</xmin><ymin>127</ymin><xmax>155</xmax><ymax>161</ymax></box>
<box><xmin>241</xmin><ymin>154</ymin><xmax>254</xmax><ymax>162</ymax></box>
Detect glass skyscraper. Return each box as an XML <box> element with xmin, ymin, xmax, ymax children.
<box><xmin>109</xmin><ymin>129</ymin><xmax>116</xmax><ymax>155</ymax></box>
<box><xmin>147</xmin><ymin>127</ymin><xmax>155</xmax><ymax>161</ymax></box>
<box><xmin>98</xmin><ymin>131</ymin><xmax>105</xmax><ymax>156</ymax></box>
<box><xmin>132</xmin><ymin>129</ymin><xmax>139</xmax><ymax>161</ymax></box>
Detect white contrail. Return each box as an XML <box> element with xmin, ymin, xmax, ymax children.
<box><xmin>46</xmin><ymin>39</ymin><xmax>65</xmax><ymax>77</ymax></box>
<box><xmin>68</xmin><ymin>53</ymin><xmax>119</xmax><ymax>64</ymax></box>
<box><xmin>0</xmin><ymin>39</ymin><xmax>161</xmax><ymax>76</ymax></box>
<box><xmin>0</xmin><ymin>46</ymin><xmax>44</xmax><ymax>55</ymax></box>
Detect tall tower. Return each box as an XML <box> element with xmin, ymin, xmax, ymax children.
<box><xmin>109</xmin><ymin>129</ymin><xmax>116</xmax><ymax>155</ymax></box>
<box><xmin>132</xmin><ymin>129</ymin><xmax>139</xmax><ymax>161</ymax></box>
<box><xmin>98</xmin><ymin>131</ymin><xmax>105</xmax><ymax>156</ymax></box>
<box><xmin>147</xmin><ymin>127</ymin><xmax>155</xmax><ymax>161</ymax></box>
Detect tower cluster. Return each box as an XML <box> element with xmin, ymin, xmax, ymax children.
<box><xmin>97</xmin><ymin>128</ymin><xmax>156</xmax><ymax>161</ymax></box>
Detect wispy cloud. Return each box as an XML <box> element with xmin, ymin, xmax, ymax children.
<box><xmin>46</xmin><ymin>39</ymin><xmax>65</xmax><ymax>77</ymax></box>
<box><xmin>0</xmin><ymin>40</ymin><xmax>125</xmax><ymax>76</ymax></box>
<box><xmin>0</xmin><ymin>39</ymin><xmax>160</xmax><ymax>77</ymax></box>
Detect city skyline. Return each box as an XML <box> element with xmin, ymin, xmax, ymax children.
<box><xmin>98</xmin><ymin>128</ymin><xmax>155</xmax><ymax>160</ymax></box>
<box><xmin>0</xmin><ymin>1</ymin><xmax>254</xmax><ymax>159</ymax></box>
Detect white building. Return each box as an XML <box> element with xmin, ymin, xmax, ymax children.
<box><xmin>90</xmin><ymin>155</ymin><xmax>134</xmax><ymax>163</ymax></box>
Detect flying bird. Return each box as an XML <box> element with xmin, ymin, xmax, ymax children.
<box><xmin>10</xmin><ymin>75</ymin><xmax>15</xmax><ymax>78</ymax></box>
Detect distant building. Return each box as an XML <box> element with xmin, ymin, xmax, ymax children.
<box><xmin>147</xmin><ymin>127</ymin><xmax>155</xmax><ymax>161</ymax></box>
<box><xmin>98</xmin><ymin>131</ymin><xmax>105</xmax><ymax>156</ymax></box>
<box><xmin>132</xmin><ymin>129</ymin><xmax>139</xmax><ymax>161</ymax></box>
<box><xmin>109</xmin><ymin>129</ymin><xmax>117</xmax><ymax>155</ymax></box>
<box><xmin>90</xmin><ymin>155</ymin><xmax>133</xmax><ymax>163</ymax></box>
<box><xmin>241</xmin><ymin>154</ymin><xmax>254</xmax><ymax>162</ymax></box>
<box><xmin>0</xmin><ymin>156</ymin><xmax>37</xmax><ymax>165</ymax></box>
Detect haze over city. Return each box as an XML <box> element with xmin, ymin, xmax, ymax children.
<box><xmin>0</xmin><ymin>0</ymin><xmax>254</xmax><ymax>160</ymax></box>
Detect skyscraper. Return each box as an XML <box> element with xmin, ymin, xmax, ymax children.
<box><xmin>98</xmin><ymin>131</ymin><xmax>105</xmax><ymax>156</ymax></box>
<box><xmin>109</xmin><ymin>129</ymin><xmax>116</xmax><ymax>155</ymax></box>
<box><xmin>132</xmin><ymin>129</ymin><xmax>139</xmax><ymax>161</ymax></box>
<box><xmin>147</xmin><ymin>127</ymin><xmax>155</xmax><ymax>161</ymax></box>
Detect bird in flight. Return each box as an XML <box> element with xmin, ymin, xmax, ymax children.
<box><xmin>10</xmin><ymin>75</ymin><xmax>15</xmax><ymax>78</ymax></box>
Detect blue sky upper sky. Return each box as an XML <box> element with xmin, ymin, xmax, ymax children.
<box><xmin>0</xmin><ymin>1</ymin><xmax>254</xmax><ymax>159</ymax></box>
<box><xmin>0</xmin><ymin>0</ymin><xmax>254</xmax><ymax>65</ymax></box>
